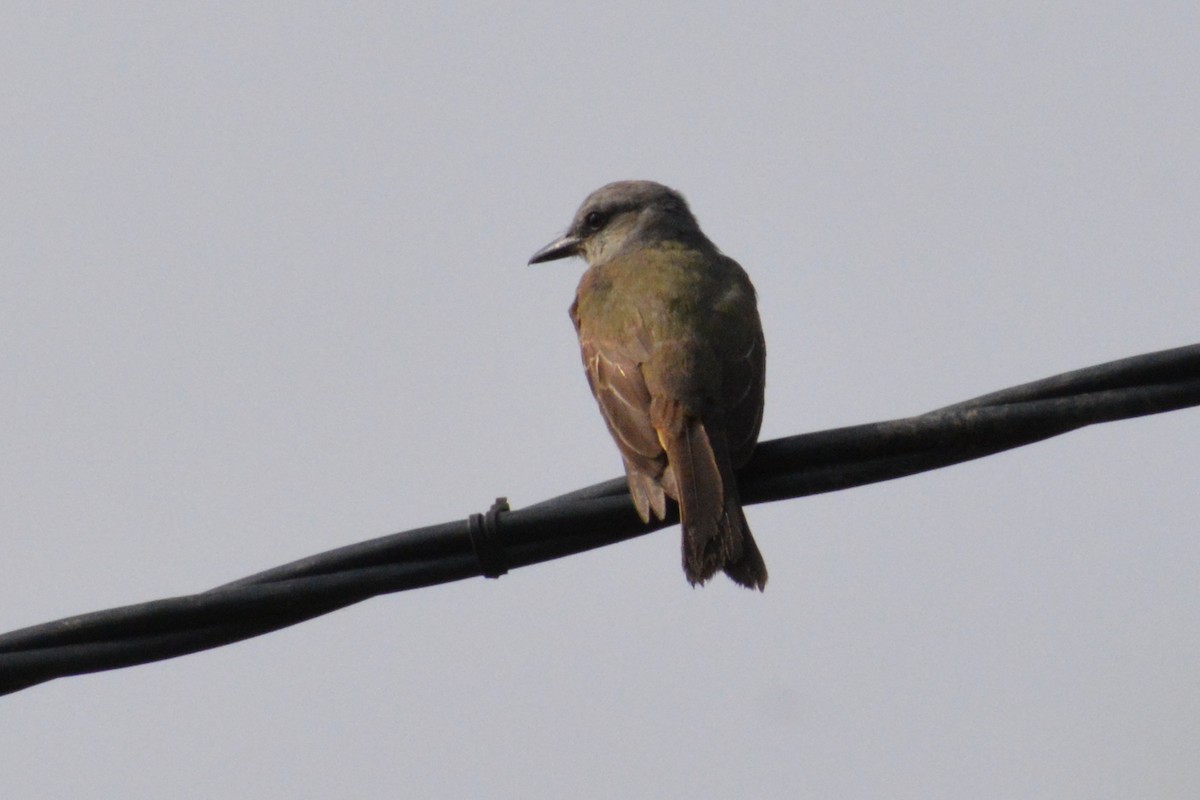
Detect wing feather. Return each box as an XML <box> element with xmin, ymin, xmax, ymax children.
<box><xmin>579</xmin><ymin>336</ymin><xmax>669</xmax><ymax>519</ymax></box>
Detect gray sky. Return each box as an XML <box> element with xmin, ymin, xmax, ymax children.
<box><xmin>2</xmin><ymin>4</ymin><xmax>1198</xmax><ymax>798</ymax></box>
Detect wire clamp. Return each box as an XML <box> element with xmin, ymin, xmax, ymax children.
<box><xmin>468</xmin><ymin>497</ymin><xmax>510</xmax><ymax>578</ymax></box>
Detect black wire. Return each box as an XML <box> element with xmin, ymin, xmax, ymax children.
<box><xmin>1</xmin><ymin>343</ymin><xmax>1197</xmax><ymax>697</ymax></box>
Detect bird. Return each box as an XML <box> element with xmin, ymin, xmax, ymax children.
<box><xmin>529</xmin><ymin>180</ymin><xmax>768</xmax><ymax>589</ymax></box>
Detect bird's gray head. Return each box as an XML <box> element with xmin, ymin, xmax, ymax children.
<box><xmin>528</xmin><ymin>180</ymin><xmax>708</xmax><ymax>266</ymax></box>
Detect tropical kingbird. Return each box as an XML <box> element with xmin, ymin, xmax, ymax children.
<box><xmin>530</xmin><ymin>180</ymin><xmax>768</xmax><ymax>589</ymax></box>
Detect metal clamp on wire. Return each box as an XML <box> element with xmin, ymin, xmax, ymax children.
<box><xmin>468</xmin><ymin>497</ymin><xmax>510</xmax><ymax>578</ymax></box>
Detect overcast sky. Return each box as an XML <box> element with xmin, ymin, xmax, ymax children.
<box><xmin>2</xmin><ymin>4</ymin><xmax>1198</xmax><ymax>798</ymax></box>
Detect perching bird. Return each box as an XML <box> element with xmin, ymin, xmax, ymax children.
<box><xmin>529</xmin><ymin>180</ymin><xmax>768</xmax><ymax>589</ymax></box>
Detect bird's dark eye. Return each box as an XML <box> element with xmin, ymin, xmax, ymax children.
<box><xmin>584</xmin><ymin>210</ymin><xmax>606</xmax><ymax>230</ymax></box>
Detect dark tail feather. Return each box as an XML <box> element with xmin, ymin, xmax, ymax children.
<box><xmin>720</xmin><ymin>497</ymin><xmax>767</xmax><ymax>591</ymax></box>
<box><xmin>669</xmin><ymin>421</ymin><xmax>724</xmax><ymax>585</ymax></box>
<box><xmin>667</xmin><ymin>420</ymin><xmax>767</xmax><ymax>590</ymax></box>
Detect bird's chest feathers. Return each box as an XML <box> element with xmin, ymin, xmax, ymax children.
<box><xmin>572</xmin><ymin>248</ymin><xmax>726</xmax><ymax>340</ymax></box>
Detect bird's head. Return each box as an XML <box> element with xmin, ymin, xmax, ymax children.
<box><xmin>528</xmin><ymin>180</ymin><xmax>706</xmax><ymax>267</ymax></box>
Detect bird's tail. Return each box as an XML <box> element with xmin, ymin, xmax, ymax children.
<box><xmin>719</xmin><ymin>497</ymin><xmax>768</xmax><ymax>591</ymax></box>
<box><xmin>665</xmin><ymin>418</ymin><xmax>767</xmax><ymax>590</ymax></box>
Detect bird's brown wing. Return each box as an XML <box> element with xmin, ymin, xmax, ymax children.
<box><xmin>576</xmin><ymin>328</ymin><xmax>669</xmax><ymax>522</ymax></box>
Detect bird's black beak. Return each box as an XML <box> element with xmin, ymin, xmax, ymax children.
<box><xmin>528</xmin><ymin>233</ymin><xmax>583</xmax><ymax>264</ymax></box>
